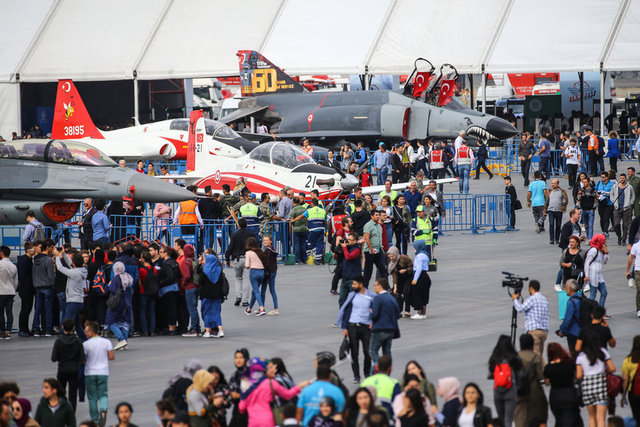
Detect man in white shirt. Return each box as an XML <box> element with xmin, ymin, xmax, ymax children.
<box><xmin>625</xmin><ymin>241</ymin><xmax>640</xmax><ymax>318</ymax></box>
<box><xmin>454</xmin><ymin>130</ymin><xmax>465</xmax><ymax>152</ymax></box>
<box><xmin>0</xmin><ymin>246</ymin><xmax>18</xmax><ymax>340</ymax></box>
<box><xmin>83</xmin><ymin>320</ymin><xmax>115</xmax><ymax>426</ymax></box>
<box><xmin>564</xmin><ymin>137</ymin><xmax>581</xmax><ymax>189</ymax></box>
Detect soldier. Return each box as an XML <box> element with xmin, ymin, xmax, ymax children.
<box><xmin>259</xmin><ymin>192</ymin><xmax>277</xmax><ymax>237</ymax></box>
<box><xmin>220</xmin><ymin>184</ymin><xmax>240</xmax><ymax>219</ymax></box>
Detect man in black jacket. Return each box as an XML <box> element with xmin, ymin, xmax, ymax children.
<box><xmin>51</xmin><ymin>318</ymin><xmax>84</xmax><ymax>410</ymax></box>
<box><xmin>224</xmin><ymin>218</ymin><xmax>254</xmax><ymax>307</ymax></box>
<box><xmin>17</xmin><ymin>242</ymin><xmax>34</xmax><ymax>337</ymax></box>
<box><xmin>504</xmin><ymin>176</ymin><xmax>518</xmax><ymax>229</ymax></box>
<box><xmin>198</xmin><ymin>186</ymin><xmax>223</xmax><ymax>250</ymax></box>
<box><xmin>78</xmin><ymin>199</ymin><xmax>96</xmax><ymax>250</ymax></box>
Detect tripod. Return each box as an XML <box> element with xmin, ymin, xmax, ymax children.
<box><xmin>509</xmin><ymin>291</ymin><xmax>523</xmax><ymax>347</ymax></box>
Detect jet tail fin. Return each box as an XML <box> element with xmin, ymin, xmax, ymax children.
<box><xmin>237</xmin><ymin>50</ymin><xmax>304</xmax><ymax>97</ymax></box>
<box><xmin>51</xmin><ymin>79</ymin><xmax>104</xmax><ymax>139</ymax></box>
<box><xmin>187</xmin><ymin>110</ymin><xmax>207</xmax><ymax>173</ymax></box>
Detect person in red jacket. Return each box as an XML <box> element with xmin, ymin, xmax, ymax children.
<box><xmin>178</xmin><ymin>243</ymin><xmax>199</xmax><ymax>337</ymax></box>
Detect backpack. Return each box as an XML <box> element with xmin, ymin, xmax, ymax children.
<box><xmin>573</xmin><ymin>295</ymin><xmax>599</xmax><ymax>328</ymax></box>
<box><xmin>32</xmin><ymin>223</ymin><xmax>45</xmax><ymax>241</ymax></box>
<box><xmin>191</xmin><ymin>260</ymin><xmax>201</xmax><ymax>287</ymax></box>
<box><xmin>143</xmin><ymin>266</ymin><xmax>160</xmax><ymax>296</ymax></box>
<box><xmin>516</xmin><ymin>355</ymin><xmax>537</xmax><ymax>397</ymax></box>
<box><xmin>493</xmin><ymin>362</ymin><xmax>513</xmax><ymax>390</ymax></box>
<box><xmin>493</xmin><ymin>362</ymin><xmax>513</xmax><ymax>389</ymax></box>
<box><xmin>217</xmin><ymin>272</ymin><xmax>230</xmax><ymax>301</ymax></box>
<box><xmin>91</xmin><ymin>267</ymin><xmax>108</xmax><ymax>296</ymax></box>
<box><xmin>631</xmin><ymin>363</ymin><xmax>640</xmax><ymax>396</ymax></box>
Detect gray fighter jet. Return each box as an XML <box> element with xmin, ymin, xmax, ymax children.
<box><xmin>0</xmin><ymin>138</ymin><xmax>194</xmax><ymax>225</ymax></box>
<box><xmin>221</xmin><ymin>51</ymin><xmax>517</xmax><ymax>146</ymax></box>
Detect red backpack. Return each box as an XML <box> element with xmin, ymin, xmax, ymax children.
<box><xmin>494</xmin><ymin>362</ymin><xmax>513</xmax><ymax>389</ymax></box>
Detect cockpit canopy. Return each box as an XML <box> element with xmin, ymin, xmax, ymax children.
<box><xmin>0</xmin><ymin>139</ymin><xmax>116</xmax><ymax>166</ymax></box>
<box><xmin>248</xmin><ymin>141</ymin><xmax>314</xmax><ymax>169</ymax></box>
<box><xmin>169</xmin><ymin>118</ymin><xmax>241</xmax><ymax>141</ymax></box>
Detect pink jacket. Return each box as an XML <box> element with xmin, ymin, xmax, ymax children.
<box><xmin>239</xmin><ymin>379</ymin><xmax>300</xmax><ymax>427</ymax></box>
<box><xmin>153</xmin><ymin>203</ymin><xmax>172</xmax><ymax>231</ymax></box>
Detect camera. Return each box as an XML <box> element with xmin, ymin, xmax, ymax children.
<box><xmin>502</xmin><ymin>271</ymin><xmax>528</xmax><ymax>293</ymax></box>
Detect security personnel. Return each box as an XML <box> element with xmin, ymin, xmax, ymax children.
<box><xmin>292</xmin><ymin>198</ymin><xmax>326</xmax><ymax>264</ymax></box>
<box><xmin>411</xmin><ymin>205</ymin><xmax>433</xmax><ymax>256</ymax></box>
<box><xmin>259</xmin><ymin>192</ymin><xmax>277</xmax><ymax>237</ymax></box>
<box><xmin>238</xmin><ymin>193</ymin><xmax>262</xmax><ymax>238</ymax></box>
<box><xmin>429</xmin><ymin>142</ymin><xmax>446</xmax><ymax>180</ymax></box>
<box><xmin>299</xmin><ymin>192</ymin><xmax>310</xmax><ymax>209</ymax></box>
<box><xmin>347</xmin><ymin>187</ymin><xmax>369</xmax><ymax>214</ymax></box>
<box><xmin>173</xmin><ymin>185</ymin><xmax>203</xmax><ymax>235</ymax></box>
<box><xmin>228</xmin><ymin>188</ymin><xmax>250</xmax><ymax>222</ymax></box>
<box><xmin>379</xmin><ymin>180</ymin><xmax>398</xmax><ymax>206</ymax></box>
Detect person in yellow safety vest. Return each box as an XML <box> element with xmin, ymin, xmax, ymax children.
<box><xmin>238</xmin><ymin>193</ymin><xmax>263</xmax><ymax>239</ymax></box>
<box><xmin>379</xmin><ymin>180</ymin><xmax>398</xmax><ymax>206</ymax></box>
<box><xmin>310</xmin><ymin>189</ymin><xmax>325</xmax><ymax>208</ymax></box>
<box><xmin>411</xmin><ymin>205</ymin><xmax>433</xmax><ymax>251</ymax></box>
<box><xmin>299</xmin><ymin>192</ymin><xmax>310</xmax><ymax>209</ymax></box>
<box><xmin>291</xmin><ymin>198</ymin><xmax>326</xmax><ymax>264</ymax></box>
<box><xmin>360</xmin><ymin>355</ymin><xmax>401</xmax><ymax>417</ymax></box>
<box><xmin>172</xmin><ymin>185</ymin><xmax>203</xmax><ymax>236</ymax></box>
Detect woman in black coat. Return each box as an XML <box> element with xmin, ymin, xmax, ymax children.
<box><xmin>456</xmin><ymin>382</ymin><xmax>492</xmax><ymax>427</ymax></box>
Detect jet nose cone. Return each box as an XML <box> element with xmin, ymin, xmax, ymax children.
<box><xmin>487</xmin><ymin>117</ymin><xmax>518</xmax><ymax>139</ymax></box>
<box><xmin>341</xmin><ymin>175</ymin><xmax>360</xmax><ymax>192</ymax></box>
<box><xmin>127</xmin><ymin>173</ymin><xmax>194</xmax><ymax>202</ymax></box>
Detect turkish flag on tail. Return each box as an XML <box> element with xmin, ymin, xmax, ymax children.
<box><xmin>412</xmin><ymin>71</ymin><xmax>431</xmax><ymax>98</ymax></box>
<box><xmin>438</xmin><ymin>79</ymin><xmax>456</xmax><ymax>106</ymax></box>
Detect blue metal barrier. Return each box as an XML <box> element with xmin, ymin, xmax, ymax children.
<box><xmin>0</xmin><ymin>225</ymin><xmax>56</xmax><ymax>256</ymax></box>
<box><xmin>439</xmin><ymin>193</ymin><xmax>512</xmax><ymax>233</ymax></box>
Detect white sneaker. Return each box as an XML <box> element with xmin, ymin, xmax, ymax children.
<box><xmin>554</xmin><ymin>284</ymin><xmax>562</xmax><ymax>292</ymax></box>
<box><xmin>637</xmin><ymin>310</ymin><xmax>640</xmax><ymax>318</ymax></box>
<box><xmin>411</xmin><ymin>314</ymin><xmax>426</xmax><ymax>320</ymax></box>
<box><xmin>202</xmin><ymin>331</ymin><xmax>211</xmax><ymax>338</ymax></box>
<box><xmin>629</xmin><ymin>278</ymin><xmax>636</xmax><ymax>288</ymax></box>
<box><xmin>212</xmin><ymin>331</ymin><xmax>224</xmax><ymax>338</ymax></box>
<box><xmin>114</xmin><ymin>340</ymin><xmax>127</xmax><ymax>351</ymax></box>
<box><xmin>267</xmin><ymin>310</ymin><xmax>279</xmax><ymax>316</ymax></box>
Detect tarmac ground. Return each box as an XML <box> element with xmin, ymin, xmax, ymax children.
<box><xmin>2</xmin><ymin>161</ymin><xmax>640</xmax><ymax>425</ymax></box>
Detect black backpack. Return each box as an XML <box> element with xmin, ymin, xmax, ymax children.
<box><xmin>143</xmin><ymin>266</ymin><xmax>160</xmax><ymax>296</ymax></box>
<box><xmin>572</xmin><ymin>295</ymin><xmax>599</xmax><ymax>328</ymax></box>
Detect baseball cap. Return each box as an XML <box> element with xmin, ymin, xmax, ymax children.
<box><xmin>416</xmin><ymin>205</ymin><xmax>425</xmax><ymax>212</ymax></box>
<box><xmin>378</xmin><ymin>142</ymin><xmax>385</xmax><ymax>146</ymax></box>
<box><xmin>248</xmin><ymin>193</ymin><xmax>256</xmax><ymax>199</ymax></box>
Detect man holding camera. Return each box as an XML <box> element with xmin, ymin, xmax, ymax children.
<box><xmin>511</xmin><ymin>280</ymin><xmax>549</xmax><ymax>358</ymax></box>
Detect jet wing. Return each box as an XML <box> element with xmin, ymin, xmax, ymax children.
<box><xmin>218</xmin><ymin>106</ymin><xmax>269</xmax><ymax>124</ymax></box>
<box><xmin>156</xmin><ymin>175</ymin><xmax>202</xmax><ymax>181</ymax></box>
<box><xmin>361</xmin><ymin>178</ymin><xmax>458</xmax><ymax>196</ymax></box>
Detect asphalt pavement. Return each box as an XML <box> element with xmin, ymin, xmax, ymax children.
<box><xmin>2</xmin><ymin>162</ymin><xmax>639</xmax><ymax>425</ymax></box>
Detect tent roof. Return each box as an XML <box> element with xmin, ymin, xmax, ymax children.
<box><xmin>4</xmin><ymin>0</ymin><xmax>640</xmax><ymax>82</ymax></box>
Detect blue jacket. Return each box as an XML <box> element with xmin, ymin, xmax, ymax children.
<box><xmin>337</xmin><ymin>289</ymin><xmax>376</xmax><ymax>330</ymax></box>
<box><xmin>105</xmin><ymin>275</ymin><xmax>133</xmax><ymax>326</ymax></box>
<box><xmin>371</xmin><ymin>291</ymin><xmax>400</xmax><ymax>332</ymax></box>
<box><xmin>606</xmin><ymin>138</ymin><xmax>620</xmax><ymax>158</ymax></box>
<box><xmin>356</xmin><ymin>148</ymin><xmax>367</xmax><ymax>164</ymax></box>
<box><xmin>404</xmin><ymin>189</ymin><xmax>421</xmax><ymax>214</ymax></box>
<box><xmin>111</xmin><ymin>253</ymin><xmax>139</xmax><ymax>284</ymax></box>
<box><xmin>559</xmin><ymin>293</ymin><xmax>581</xmax><ymax>337</ymax></box>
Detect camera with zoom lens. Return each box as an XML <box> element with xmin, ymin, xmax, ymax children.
<box><xmin>501</xmin><ymin>271</ymin><xmax>528</xmax><ymax>293</ymax></box>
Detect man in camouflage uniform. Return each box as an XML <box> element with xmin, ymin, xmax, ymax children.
<box><xmin>220</xmin><ymin>184</ymin><xmax>240</xmax><ymax>219</ymax></box>
<box><xmin>259</xmin><ymin>192</ymin><xmax>278</xmax><ymax>237</ymax></box>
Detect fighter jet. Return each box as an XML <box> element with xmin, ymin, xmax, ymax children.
<box><xmin>0</xmin><ymin>138</ymin><xmax>194</xmax><ymax>225</ymax></box>
<box><xmin>52</xmin><ymin>80</ymin><xmax>258</xmax><ymax>161</ymax></box>
<box><xmin>220</xmin><ymin>51</ymin><xmax>517</xmax><ymax>146</ymax></box>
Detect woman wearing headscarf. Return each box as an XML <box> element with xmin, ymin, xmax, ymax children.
<box><xmin>163</xmin><ymin>359</ymin><xmax>203</xmax><ymax>413</ymax></box>
<box><xmin>229</xmin><ymin>349</ymin><xmax>250</xmax><ymax>427</ymax></box>
<box><xmin>12</xmin><ymin>398</ymin><xmax>39</xmax><ymax>427</ymax></box>
<box><xmin>308</xmin><ymin>396</ymin><xmax>343</xmax><ymax>427</ymax></box>
<box><xmin>106</xmin><ymin>261</ymin><xmax>133</xmax><ymax>351</ymax></box>
<box><xmin>198</xmin><ymin>249</ymin><xmax>225</xmax><ymax>338</ymax></box>
<box><xmin>387</xmin><ymin>247</ymin><xmax>413</xmax><ymax>318</ymax></box>
<box><xmin>186</xmin><ymin>369</ymin><xmax>220</xmax><ymax>427</ymax></box>
<box><xmin>238</xmin><ymin>358</ymin><xmax>310</xmax><ymax>427</ymax></box>
<box><xmin>408</xmin><ymin>240</ymin><xmax>431</xmax><ymax>320</ymax></box>
<box><xmin>584</xmin><ymin>233</ymin><xmax>609</xmax><ymax>308</ymax></box>
<box><xmin>435</xmin><ymin>377</ymin><xmax>461</xmax><ymax>427</ymax></box>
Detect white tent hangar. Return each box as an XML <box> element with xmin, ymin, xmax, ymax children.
<box><xmin>1</xmin><ymin>0</ymin><xmax>639</xmax><ymax>139</ymax></box>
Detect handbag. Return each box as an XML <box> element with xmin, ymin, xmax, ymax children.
<box><xmin>514</xmin><ymin>200</ymin><xmax>523</xmax><ymax>210</ymax></box>
<box><xmin>339</xmin><ymin>336</ymin><xmax>351</xmax><ymax>361</ymax></box>
<box><xmin>268</xmin><ymin>380</ymin><xmax>285</xmax><ymax>425</ymax></box>
<box><xmin>574</xmin><ymin>379</ymin><xmax>584</xmax><ymax>407</ymax></box>
<box><xmin>106</xmin><ymin>286</ymin><xmax>121</xmax><ymax>311</ymax></box>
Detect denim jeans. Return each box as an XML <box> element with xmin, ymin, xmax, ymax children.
<box><xmin>548</xmin><ymin>210</ymin><xmax>563</xmax><ymax>242</ymax></box>
<box><xmin>64</xmin><ymin>302</ymin><xmax>86</xmax><ymax>341</ymax></box>
<box><xmin>110</xmin><ymin>323</ymin><xmax>129</xmax><ymax>342</ymax></box>
<box><xmin>57</xmin><ymin>291</ymin><xmax>66</xmax><ymax>329</ymax></box>
<box><xmin>139</xmin><ymin>294</ymin><xmax>156</xmax><ymax>334</ymax></box>
<box><xmin>293</xmin><ymin>232</ymin><xmax>308</xmax><ymax>263</ymax></box>
<box><xmin>589</xmin><ymin>281</ymin><xmax>608</xmax><ymax>307</ymax></box>
<box><xmin>582</xmin><ymin>209</ymin><xmax>595</xmax><ymax>239</ymax></box>
<box><xmin>185</xmin><ymin>289</ymin><xmax>200</xmax><ymax>332</ymax></box>
<box><xmin>369</xmin><ymin>330</ymin><xmax>394</xmax><ymax>374</ymax></box>
<box><xmin>384</xmin><ymin>223</ymin><xmax>393</xmax><ymax>247</ymax></box>
<box><xmin>33</xmin><ymin>288</ymin><xmax>54</xmax><ymax>333</ymax></box>
<box><xmin>0</xmin><ymin>295</ymin><xmax>14</xmax><ymax>333</ymax></box>
<box><xmin>85</xmin><ymin>375</ymin><xmax>109</xmax><ymax>423</ymax></box>
<box><xmin>377</xmin><ymin>168</ymin><xmax>388</xmax><ymax>186</ymax></box>
<box><xmin>458</xmin><ymin>164</ymin><xmax>471</xmax><ymax>193</ymax></box>
<box><xmin>249</xmin><ymin>269</ymin><xmax>264</xmax><ymax>308</ymax></box>
<box><xmin>262</xmin><ymin>271</ymin><xmax>278</xmax><ymax>310</ymax></box>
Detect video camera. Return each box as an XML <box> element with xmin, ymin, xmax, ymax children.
<box><xmin>501</xmin><ymin>271</ymin><xmax>528</xmax><ymax>294</ymax></box>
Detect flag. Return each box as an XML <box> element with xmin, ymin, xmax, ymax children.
<box><xmin>438</xmin><ymin>79</ymin><xmax>456</xmax><ymax>106</ymax></box>
<box><xmin>412</xmin><ymin>71</ymin><xmax>431</xmax><ymax>98</ymax></box>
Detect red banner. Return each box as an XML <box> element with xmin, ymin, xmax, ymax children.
<box><xmin>438</xmin><ymin>79</ymin><xmax>456</xmax><ymax>106</ymax></box>
<box><xmin>412</xmin><ymin>71</ymin><xmax>431</xmax><ymax>98</ymax></box>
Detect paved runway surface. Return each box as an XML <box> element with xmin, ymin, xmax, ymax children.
<box><xmin>2</xmin><ymin>163</ymin><xmax>639</xmax><ymax>425</ymax></box>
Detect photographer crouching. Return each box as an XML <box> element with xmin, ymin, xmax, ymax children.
<box><xmin>511</xmin><ymin>280</ymin><xmax>550</xmax><ymax>358</ymax></box>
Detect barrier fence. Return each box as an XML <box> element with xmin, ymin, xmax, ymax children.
<box><xmin>440</xmin><ymin>193</ymin><xmax>512</xmax><ymax>234</ymax></box>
